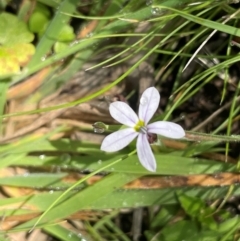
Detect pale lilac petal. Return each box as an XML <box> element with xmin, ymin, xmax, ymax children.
<box><xmin>101</xmin><ymin>128</ymin><xmax>138</xmax><ymax>152</ymax></box>
<box><xmin>109</xmin><ymin>102</ymin><xmax>139</xmax><ymax>127</ymax></box>
<box><xmin>147</xmin><ymin>121</ymin><xmax>185</xmax><ymax>139</ymax></box>
<box><xmin>138</xmin><ymin>87</ymin><xmax>160</xmax><ymax>124</ymax></box>
<box><xmin>136</xmin><ymin>133</ymin><xmax>156</xmax><ymax>172</ymax></box>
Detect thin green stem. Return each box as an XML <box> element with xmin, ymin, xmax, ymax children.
<box><xmin>185</xmin><ymin>131</ymin><xmax>240</xmax><ymax>143</ymax></box>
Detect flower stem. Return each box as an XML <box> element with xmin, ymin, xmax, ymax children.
<box><xmin>185</xmin><ymin>131</ymin><xmax>240</xmax><ymax>142</ymax></box>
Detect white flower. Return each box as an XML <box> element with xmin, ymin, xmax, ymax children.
<box><xmin>100</xmin><ymin>87</ymin><xmax>185</xmax><ymax>172</ymax></box>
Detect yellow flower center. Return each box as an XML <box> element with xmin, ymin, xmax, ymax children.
<box><xmin>134</xmin><ymin>120</ymin><xmax>147</xmax><ymax>134</ymax></box>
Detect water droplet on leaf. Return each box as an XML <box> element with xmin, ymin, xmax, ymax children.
<box><xmin>41</xmin><ymin>56</ymin><xmax>46</xmax><ymax>61</ymax></box>
<box><xmin>60</xmin><ymin>153</ymin><xmax>71</xmax><ymax>162</ymax></box>
<box><xmin>146</xmin><ymin>0</ymin><xmax>152</xmax><ymax>6</ymax></box>
<box><xmin>151</xmin><ymin>7</ymin><xmax>160</xmax><ymax>15</ymax></box>
<box><xmin>39</xmin><ymin>154</ymin><xmax>46</xmax><ymax>160</ymax></box>
<box><xmin>140</xmin><ymin>96</ymin><xmax>148</xmax><ymax>105</ymax></box>
<box><xmin>86</xmin><ymin>32</ymin><xmax>93</xmax><ymax>38</ymax></box>
<box><xmin>92</xmin><ymin>122</ymin><xmax>106</xmax><ymax>133</ymax></box>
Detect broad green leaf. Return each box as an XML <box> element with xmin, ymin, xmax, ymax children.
<box><xmin>57</xmin><ymin>25</ymin><xmax>75</xmax><ymax>42</ymax></box>
<box><xmin>53</xmin><ymin>25</ymin><xmax>75</xmax><ymax>52</ymax></box>
<box><xmin>159</xmin><ymin>220</ymin><xmax>222</xmax><ymax>241</ymax></box>
<box><xmin>0</xmin><ymin>13</ymin><xmax>34</xmax><ymax>46</ymax></box>
<box><xmin>53</xmin><ymin>41</ymin><xmax>69</xmax><ymax>53</ymax></box>
<box><xmin>3</xmin><ymin>185</ymin><xmax>240</xmax><ymax>215</ymax></box>
<box><xmin>0</xmin><ymin>173</ymin><xmax>69</xmax><ymax>188</ymax></box>
<box><xmin>28</xmin><ymin>3</ymin><xmax>51</xmax><ymax>34</ymax></box>
<box><xmin>150</xmin><ymin>205</ymin><xmax>179</xmax><ymax>229</ymax></box>
<box><xmin>44</xmin><ymin>224</ymin><xmax>88</xmax><ymax>241</ymax></box>
<box><xmin>178</xmin><ymin>193</ymin><xmax>217</xmax><ymax>230</ymax></box>
<box><xmin>90</xmin><ymin>186</ymin><xmax>240</xmax><ymax>210</ymax></box>
<box><xmin>178</xmin><ymin>193</ymin><xmax>207</xmax><ymax>217</ymax></box>
<box><xmin>14</xmin><ymin>172</ymin><xmax>141</xmax><ymax>230</ymax></box>
<box><xmin>9</xmin><ymin>152</ymin><xmax>237</xmax><ymax>175</ymax></box>
<box><xmin>29</xmin><ymin>11</ymin><xmax>50</xmax><ymax>33</ymax></box>
<box><xmin>34</xmin><ymin>2</ymin><xmax>51</xmax><ymax>18</ymax></box>
<box><xmin>159</xmin><ymin>220</ymin><xmax>198</xmax><ymax>241</ymax></box>
<box><xmin>218</xmin><ymin>217</ymin><xmax>240</xmax><ymax>233</ymax></box>
<box><xmin>0</xmin><ymin>12</ymin><xmax>35</xmax><ymax>75</ymax></box>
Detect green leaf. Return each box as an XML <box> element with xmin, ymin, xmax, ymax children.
<box><xmin>153</xmin><ymin>4</ymin><xmax>240</xmax><ymax>37</ymax></box>
<box><xmin>0</xmin><ymin>173</ymin><xmax>68</xmax><ymax>188</ymax></box>
<box><xmin>150</xmin><ymin>205</ymin><xmax>179</xmax><ymax>229</ymax></box>
<box><xmin>160</xmin><ymin>220</ymin><xmax>199</xmax><ymax>241</ymax></box>
<box><xmin>178</xmin><ymin>193</ymin><xmax>217</xmax><ymax>230</ymax></box>
<box><xmin>0</xmin><ymin>43</ymin><xmax>35</xmax><ymax>75</ymax></box>
<box><xmin>218</xmin><ymin>217</ymin><xmax>240</xmax><ymax>233</ymax></box>
<box><xmin>29</xmin><ymin>11</ymin><xmax>50</xmax><ymax>33</ymax></box>
<box><xmin>53</xmin><ymin>41</ymin><xmax>69</xmax><ymax>53</ymax></box>
<box><xmin>27</xmin><ymin>0</ymin><xmax>78</xmax><ymax>68</ymax></box>
<box><xmin>14</xmin><ymin>172</ymin><xmax>142</xmax><ymax>230</ymax></box>
<box><xmin>57</xmin><ymin>24</ymin><xmax>75</xmax><ymax>42</ymax></box>
<box><xmin>159</xmin><ymin>220</ymin><xmax>222</xmax><ymax>241</ymax></box>
<box><xmin>44</xmin><ymin>224</ymin><xmax>88</xmax><ymax>241</ymax></box>
<box><xmin>34</xmin><ymin>2</ymin><xmax>51</xmax><ymax>18</ymax></box>
<box><xmin>90</xmin><ymin>186</ymin><xmax>240</xmax><ymax>209</ymax></box>
<box><xmin>0</xmin><ymin>13</ymin><xmax>34</xmax><ymax>46</ymax></box>
<box><xmin>178</xmin><ymin>193</ymin><xmax>207</xmax><ymax>217</ymax></box>
<box><xmin>0</xmin><ymin>12</ymin><xmax>35</xmax><ymax>75</ymax></box>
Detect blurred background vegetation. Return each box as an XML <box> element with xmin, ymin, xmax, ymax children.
<box><xmin>0</xmin><ymin>0</ymin><xmax>240</xmax><ymax>240</ymax></box>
